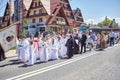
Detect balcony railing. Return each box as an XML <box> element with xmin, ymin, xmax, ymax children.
<box><xmin>27</xmin><ymin>13</ymin><xmax>48</xmax><ymax>18</ymax></box>
<box><xmin>52</xmin><ymin>21</ymin><xmax>66</xmax><ymax>25</ymax></box>
<box><xmin>60</xmin><ymin>0</ymin><xmax>68</xmax><ymax>3</ymax></box>
<box><xmin>3</xmin><ymin>19</ymin><xmax>9</xmax><ymax>22</ymax></box>
<box><xmin>57</xmin><ymin>14</ymin><xmax>63</xmax><ymax>17</ymax></box>
<box><xmin>66</xmin><ymin>15</ymin><xmax>74</xmax><ymax>19</ymax></box>
<box><xmin>63</xmin><ymin>7</ymin><xmax>71</xmax><ymax>11</ymax></box>
<box><xmin>30</xmin><ymin>5</ymin><xmax>43</xmax><ymax>9</ymax></box>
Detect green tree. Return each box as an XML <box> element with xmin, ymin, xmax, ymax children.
<box><xmin>97</xmin><ymin>17</ymin><xmax>112</xmax><ymax>27</ymax></box>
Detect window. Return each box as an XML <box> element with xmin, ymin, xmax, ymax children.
<box><xmin>6</xmin><ymin>11</ymin><xmax>9</xmax><ymax>15</ymax></box>
<box><xmin>39</xmin><ymin>2</ymin><xmax>42</xmax><ymax>6</ymax></box>
<box><xmin>34</xmin><ymin>10</ymin><xmax>37</xmax><ymax>15</ymax></box>
<box><xmin>40</xmin><ymin>27</ymin><xmax>45</xmax><ymax>33</ymax></box>
<box><xmin>39</xmin><ymin>9</ymin><xmax>45</xmax><ymax>14</ymax></box>
<box><xmin>30</xmin><ymin>25</ymin><xmax>35</xmax><ymax>28</ymax></box>
<box><xmin>56</xmin><ymin>18</ymin><xmax>58</xmax><ymax>21</ymax></box>
<box><xmin>32</xmin><ymin>19</ymin><xmax>36</xmax><ymax>23</ymax></box>
<box><xmin>39</xmin><ymin>9</ymin><xmax>43</xmax><ymax>14</ymax></box>
<box><xmin>39</xmin><ymin>18</ymin><xmax>43</xmax><ymax>22</ymax></box>
<box><xmin>35</xmin><ymin>2</ymin><xmax>37</xmax><ymax>7</ymax></box>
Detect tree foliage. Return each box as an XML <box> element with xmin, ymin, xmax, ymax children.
<box><xmin>97</xmin><ymin>17</ymin><xmax>112</xmax><ymax>27</ymax></box>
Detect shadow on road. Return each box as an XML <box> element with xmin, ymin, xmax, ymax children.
<box><xmin>0</xmin><ymin>59</ymin><xmax>23</xmax><ymax>68</ymax></box>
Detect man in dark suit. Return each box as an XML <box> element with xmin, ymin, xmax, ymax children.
<box><xmin>80</xmin><ymin>32</ymin><xmax>87</xmax><ymax>53</ymax></box>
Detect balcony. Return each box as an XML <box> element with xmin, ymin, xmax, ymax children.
<box><xmin>3</xmin><ymin>19</ymin><xmax>9</xmax><ymax>22</ymax></box>
<box><xmin>60</xmin><ymin>0</ymin><xmax>68</xmax><ymax>3</ymax></box>
<box><xmin>66</xmin><ymin>15</ymin><xmax>74</xmax><ymax>19</ymax></box>
<box><xmin>27</xmin><ymin>13</ymin><xmax>48</xmax><ymax>18</ymax></box>
<box><xmin>57</xmin><ymin>14</ymin><xmax>63</xmax><ymax>17</ymax></box>
<box><xmin>63</xmin><ymin>7</ymin><xmax>71</xmax><ymax>11</ymax></box>
<box><xmin>52</xmin><ymin>21</ymin><xmax>66</xmax><ymax>25</ymax></box>
<box><xmin>76</xmin><ymin>18</ymin><xmax>84</xmax><ymax>22</ymax></box>
<box><xmin>30</xmin><ymin>5</ymin><xmax>43</xmax><ymax>10</ymax></box>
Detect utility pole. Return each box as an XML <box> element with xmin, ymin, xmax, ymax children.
<box><xmin>22</xmin><ymin>0</ymin><xmax>24</xmax><ymax>32</ymax></box>
<box><xmin>19</xmin><ymin>0</ymin><xmax>24</xmax><ymax>32</ymax></box>
<box><xmin>18</xmin><ymin>0</ymin><xmax>24</xmax><ymax>37</ymax></box>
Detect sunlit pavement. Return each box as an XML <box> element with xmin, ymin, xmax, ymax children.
<box><xmin>0</xmin><ymin>44</ymin><xmax>120</xmax><ymax>80</ymax></box>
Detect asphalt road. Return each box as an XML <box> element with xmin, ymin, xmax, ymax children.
<box><xmin>0</xmin><ymin>44</ymin><xmax>120</xmax><ymax>80</ymax></box>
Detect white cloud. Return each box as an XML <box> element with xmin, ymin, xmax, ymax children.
<box><xmin>84</xmin><ymin>19</ymin><xmax>100</xmax><ymax>24</ymax></box>
<box><xmin>115</xmin><ymin>18</ymin><xmax>120</xmax><ymax>26</ymax></box>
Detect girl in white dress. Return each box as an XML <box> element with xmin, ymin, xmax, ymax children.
<box><xmin>27</xmin><ymin>41</ymin><xmax>35</xmax><ymax>65</ymax></box>
<box><xmin>45</xmin><ymin>36</ymin><xmax>52</xmax><ymax>61</ymax></box>
<box><xmin>16</xmin><ymin>39</ymin><xmax>22</xmax><ymax>60</ymax></box>
<box><xmin>50</xmin><ymin>38</ymin><xmax>59</xmax><ymax>60</ymax></box>
<box><xmin>60</xmin><ymin>35</ymin><xmax>68</xmax><ymax>58</ymax></box>
<box><xmin>21</xmin><ymin>36</ymin><xmax>29</xmax><ymax>63</ymax></box>
<box><xmin>55</xmin><ymin>36</ymin><xmax>61</xmax><ymax>58</ymax></box>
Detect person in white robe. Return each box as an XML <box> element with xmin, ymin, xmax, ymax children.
<box><xmin>20</xmin><ymin>36</ymin><xmax>29</xmax><ymax>63</ymax></box>
<box><xmin>38</xmin><ymin>37</ymin><xmax>46</xmax><ymax>62</ymax></box>
<box><xmin>27</xmin><ymin>41</ymin><xmax>35</xmax><ymax>65</ymax></box>
<box><xmin>54</xmin><ymin>36</ymin><xmax>61</xmax><ymax>58</ymax></box>
<box><xmin>45</xmin><ymin>36</ymin><xmax>52</xmax><ymax>61</ymax></box>
<box><xmin>16</xmin><ymin>39</ymin><xmax>22</xmax><ymax>60</ymax></box>
<box><xmin>50</xmin><ymin>38</ymin><xmax>59</xmax><ymax>60</ymax></box>
<box><xmin>33</xmin><ymin>38</ymin><xmax>39</xmax><ymax>63</ymax></box>
<box><xmin>60</xmin><ymin>35</ymin><xmax>68</xmax><ymax>58</ymax></box>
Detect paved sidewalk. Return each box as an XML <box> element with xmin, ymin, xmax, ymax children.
<box><xmin>5</xmin><ymin>50</ymin><xmax>17</xmax><ymax>58</ymax></box>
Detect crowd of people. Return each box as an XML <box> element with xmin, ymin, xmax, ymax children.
<box><xmin>15</xmin><ymin>30</ymin><xmax>120</xmax><ymax>66</ymax></box>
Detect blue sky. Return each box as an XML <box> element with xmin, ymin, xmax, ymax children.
<box><xmin>69</xmin><ymin>0</ymin><xmax>120</xmax><ymax>24</ymax></box>
<box><xmin>0</xmin><ymin>0</ymin><xmax>120</xmax><ymax>24</ymax></box>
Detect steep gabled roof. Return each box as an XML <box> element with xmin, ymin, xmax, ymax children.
<box><xmin>23</xmin><ymin>0</ymin><xmax>32</xmax><ymax>10</ymax></box>
<box><xmin>50</xmin><ymin>0</ymin><xmax>60</xmax><ymax>14</ymax></box>
<box><xmin>11</xmin><ymin>2</ymin><xmax>14</xmax><ymax>16</ymax></box>
<box><xmin>72</xmin><ymin>8</ymin><xmax>84</xmax><ymax>22</ymax></box>
<box><xmin>47</xmin><ymin>5</ymin><xmax>69</xmax><ymax>25</ymax></box>
<box><xmin>2</xmin><ymin>2</ymin><xmax>14</xmax><ymax>22</ymax></box>
<box><xmin>26</xmin><ymin>0</ymin><xmax>49</xmax><ymax>18</ymax></box>
<box><xmin>41</xmin><ymin>0</ymin><xmax>51</xmax><ymax>15</ymax></box>
<box><xmin>72</xmin><ymin>8</ymin><xmax>81</xmax><ymax>17</ymax></box>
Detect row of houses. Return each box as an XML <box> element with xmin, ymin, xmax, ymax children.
<box><xmin>1</xmin><ymin>0</ymin><xmax>84</xmax><ymax>35</ymax></box>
